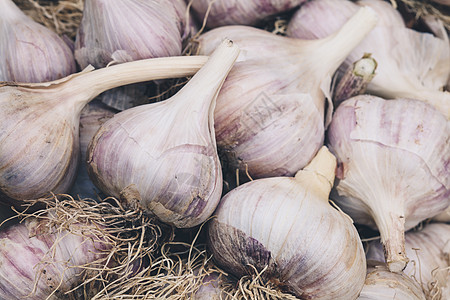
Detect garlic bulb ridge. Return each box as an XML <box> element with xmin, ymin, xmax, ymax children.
<box><xmin>327</xmin><ymin>95</ymin><xmax>449</xmax><ymax>272</ymax></box>
<box><xmin>196</xmin><ymin>7</ymin><xmax>378</xmax><ymax>180</ymax></box>
<box><xmin>0</xmin><ymin>0</ymin><xmax>76</xmax><ymax>83</ymax></box>
<box><xmin>87</xmin><ymin>40</ymin><xmax>240</xmax><ymax>228</ymax></box>
<box><xmin>207</xmin><ymin>147</ymin><xmax>367</xmax><ymax>299</ymax></box>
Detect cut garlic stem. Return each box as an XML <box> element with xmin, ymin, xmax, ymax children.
<box><xmin>294</xmin><ymin>146</ymin><xmax>336</xmax><ymax>200</ymax></box>
<box><xmin>66</xmin><ymin>56</ymin><xmax>209</xmax><ymax>107</ymax></box>
<box><xmin>310</xmin><ymin>6</ymin><xmax>378</xmax><ymax>80</ymax></box>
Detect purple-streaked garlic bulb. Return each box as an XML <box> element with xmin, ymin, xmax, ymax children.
<box><xmin>75</xmin><ymin>0</ymin><xmax>193</xmax><ymax>110</ymax></box>
<box><xmin>358</xmin><ymin>261</ymin><xmax>426</xmax><ymax>300</ymax></box>
<box><xmin>366</xmin><ymin>223</ymin><xmax>450</xmax><ymax>299</ymax></box>
<box><xmin>193</xmin><ymin>271</ymin><xmax>227</xmax><ymax>300</ymax></box>
<box><xmin>70</xmin><ymin>101</ymin><xmax>116</xmax><ymax>200</ymax></box>
<box><xmin>327</xmin><ymin>95</ymin><xmax>449</xmax><ymax>272</ymax></box>
<box><xmin>0</xmin><ymin>55</ymin><xmax>207</xmax><ymax>204</ymax></box>
<box><xmin>0</xmin><ymin>218</ymin><xmax>110</xmax><ymax>299</ymax></box>
<box><xmin>287</xmin><ymin>0</ymin><xmax>450</xmax><ymax>118</ymax></box>
<box><xmin>207</xmin><ymin>147</ymin><xmax>367</xmax><ymax>299</ymax></box>
<box><xmin>195</xmin><ymin>7</ymin><xmax>378</xmax><ymax>180</ymax></box>
<box><xmin>0</xmin><ymin>0</ymin><xmax>76</xmax><ymax>82</ymax></box>
<box><xmin>86</xmin><ymin>40</ymin><xmax>239</xmax><ymax>228</ymax></box>
<box><xmin>190</xmin><ymin>0</ymin><xmax>307</xmax><ymax>28</ymax></box>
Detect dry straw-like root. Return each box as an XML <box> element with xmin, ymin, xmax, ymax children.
<box><xmin>14</xmin><ymin>0</ymin><xmax>83</xmax><ymax>40</ymax></box>
<box><xmin>392</xmin><ymin>0</ymin><xmax>450</xmax><ymax>30</ymax></box>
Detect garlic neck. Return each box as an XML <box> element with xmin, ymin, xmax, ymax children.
<box><xmin>61</xmin><ymin>55</ymin><xmax>209</xmax><ymax>107</ymax></box>
<box><xmin>294</xmin><ymin>146</ymin><xmax>337</xmax><ymax>200</ymax></box>
<box><xmin>308</xmin><ymin>7</ymin><xmax>378</xmax><ymax>80</ymax></box>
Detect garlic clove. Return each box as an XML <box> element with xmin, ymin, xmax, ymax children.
<box><xmin>327</xmin><ymin>95</ymin><xmax>450</xmax><ymax>272</ymax></box>
<box><xmin>0</xmin><ymin>55</ymin><xmax>208</xmax><ymax>203</ymax></box>
<box><xmin>366</xmin><ymin>223</ymin><xmax>450</xmax><ymax>298</ymax></box>
<box><xmin>87</xmin><ymin>39</ymin><xmax>240</xmax><ymax>228</ymax></box>
<box><xmin>287</xmin><ymin>0</ymin><xmax>450</xmax><ymax>118</ymax></box>
<box><xmin>196</xmin><ymin>7</ymin><xmax>378</xmax><ymax>179</ymax></box>
<box><xmin>190</xmin><ymin>0</ymin><xmax>308</xmax><ymax>28</ymax></box>
<box><xmin>357</xmin><ymin>261</ymin><xmax>426</xmax><ymax>300</ymax></box>
<box><xmin>0</xmin><ymin>0</ymin><xmax>76</xmax><ymax>82</ymax></box>
<box><xmin>207</xmin><ymin>146</ymin><xmax>367</xmax><ymax>299</ymax></box>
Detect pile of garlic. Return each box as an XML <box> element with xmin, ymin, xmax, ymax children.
<box><xmin>0</xmin><ymin>0</ymin><xmax>448</xmax><ymax>299</ymax></box>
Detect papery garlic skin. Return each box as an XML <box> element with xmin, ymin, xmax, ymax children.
<box><xmin>287</xmin><ymin>0</ymin><xmax>450</xmax><ymax>118</ymax></box>
<box><xmin>75</xmin><ymin>0</ymin><xmax>183</xmax><ymax>69</ymax></box>
<box><xmin>190</xmin><ymin>0</ymin><xmax>307</xmax><ymax>28</ymax></box>
<box><xmin>207</xmin><ymin>147</ymin><xmax>367</xmax><ymax>299</ymax></box>
<box><xmin>75</xmin><ymin>0</ymin><xmax>190</xmax><ymax>110</ymax></box>
<box><xmin>0</xmin><ymin>218</ymin><xmax>109</xmax><ymax>300</ymax></box>
<box><xmin>0</xmin><ymin>0</ymin><xmax>76</xmax><ymax>82</ymax></box>
<box><xmin>196</xmin><ymin>7</ymin><xmax>378</xmax><ymax>179</ymax></box>
<box><xmin>87</xmin><ymin>40</ymin><xmax>239</xmax><ymax>228</ymax></box>
<box><xmin>70</xmin><ymin>101</ymin><xmax>116</xmax><ymax>200</ymax></box>
<box><xmin>433</xmin><ymin>206</ymin><xmax>450</xmax><ymax>223</ymax></box>
<box><xmin>0</xmin><ymin>55</ymin><xmax>207</xmax><ymax>203</ymax></box>
<box><xmin>366</xmin><ymin>224</ymin><xmax>450</xmax><ymax>299</ymax></box>
<box><xmin>358</xmin><ymin>262</ymin><xmax>426</xmax><ymax>300</ymax></box>
<box><xmin>327</xmin><ymin>95</ymin><xmax>450</xmax><ymax>272</ymax></box>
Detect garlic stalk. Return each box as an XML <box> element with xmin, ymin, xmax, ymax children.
<box><xmin>0</xmin><ymin>0</ymin><xmax>76</xmax><ymax>82</ymax></box>
<box><xmin>366</xmin><ymin>223</ymin><xmax>450</xmax><ymax>299</ymax></box>
<box><xmin>327</xmin><ymin>95</ymin><xmax>450</xmax><ymax>272</ymax></box>
<box><xmin>75</xmin><ymin>0</ymin><xmax>192</xmax><ymax>110</ymax></box>
<box><xmin>333</xmin><ymin>54</ymin><xmax>377</xmax><ymax>106</ymax></box>
<box><xmin>190</xmin><ymin>0</ymin><xmax>307</xmax><ymax>28</ymax></box>
<box><xmin>207</xmin><ymin>146</ymin><xmax>367</xmax><ymax>299</ymax></box>
<box><xmin>0</xmin><ymin>55</ymin><xmax>208</xmax><ymax>203</ymax></box>
<box><xmin>86</xmin><ymin>39</ymin><xmax>239</xmax><ymax>228</ymax></box>
<box><xmin>358</xmin><ymin>261</ymin><xmax>426</xmax><ymax>300</ymax></box>
<box><xmin>69</xmin><ymin>101</ymin><xmax>116</xmax><ymax>200</ymax></box>
<box><xmin>196</xmin><ymin>7</ymin><xmax>378</xmax><ymax>179</ymax></box>
<box><xmin>287</xmin><ymin>0</ymin><xmax>450</xmax><ymax>118</ymax></box>
<box><xmin>0</xmin><ymin>217</ymin><xmax>110</xmax><ymax>300</ymax></box>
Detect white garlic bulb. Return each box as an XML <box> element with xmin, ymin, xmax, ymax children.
<box><xmin>0</xmin><ymin>0</ymin><xmax>76</xmax><ymax>82</ymax></box>
<box><xmin>207</xmin><ymin>147</ymin><xmax>367</xmax><ymax>299</ymax></box>
<box><xmin>69</xmin><ymin>101</ymin><xmax>116</xmax><ymax>200</ymax></box>
<box><xmin>75</xmin><ymin>0</ymin><xmax>191</xmax><ymax>110</ymax></box>
<box><xmin>0</xmin><ymin>218</ymin><xmax>110</xmax><ymax>300</ymax></box>
<box><xmin>190</xmin><ymin>0</ymin><xmax>307</xmax><ymax>28</ymax></box>
<box><xmin>327</xmin><ymin>95</ymin><xmax>450</xmax><ymax>272</ymax></box>
<box><xmin>0</xmin><ymin>55</ymin><xmax>207</xmax><ymax>203</ymax></box>
<box><xmin>433</xmin><ymin>206</ymin><xmax>450</xmax><ymax>223</ymax></box>
<box><xmin>196</xmin><ymin>7</ymin><xmax>378</xmax><ymax>180</ymax></box>
<box><xmin>366</xmin><ymin>223</ymin><xmax>450</xmax><ymax>299</ymax></box>
<box><xmin>358</xmin><ymin>261</ymin><xmax>426</xmax><ymax>300</ymax></box>
<box><xmin>287</xmin><ymin>0</ymin><xmax>450</xmax><ymax>118</ymax></box>
<box><xmin>87</xmin><ymin>40</ymin><xmax>240</xmax><ymax>228</ymax></box>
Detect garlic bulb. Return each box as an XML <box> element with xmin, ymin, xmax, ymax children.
<box><xmin>69</xmin><ymin>101</ymin><xmax>116</xmax><ymax>200</ymax></box>
<box><xmin>358</xmin><ymin>261</ymin><xmax>426</xmax><ymax>300</ymax></box>
<box><xmin>207</xmin><ymin>147</ymin><xmax>367</xmax><ymax>299</ymax></box>
<box><xmin>87</xmin><ymin>40</ymin><xmax>239</xmax><ymax>228</ymax></box>
<box><xmin>366</xmin><ymin>223</ymin><xmax>450</xmax><ymax>299</ymax></box>
<box><xmin>0</xmin><ymin>0</ymin><xmax>76</xmax><ymax>82</ymax></box>
<box><xmin>287</xmin><ymin>0</ymin><xmax>450</xmax><ymax>118</ymax></box>
<box><xmin>75</xmin><ymin>0</ymin><xmax>192</xmax><ymax>110</ymax></box>
<box><xmin>196</xmin><ymin>7</ymin><xmax>378</xmax><ymax>179</ymax></box>
<box><xmin>327</xmin><ymin>95</ymin><xmax>450</xmax><ymax>272</ymax></box>
<box><xmin>190</xmin><ymin>0</ymin><xmax>307</xmax><ymax>28</ymax></box>
<box><xmin>193</xmin><ymin>271</ymin><xmax>227</xmax><ymax>300</ymax></box>
<box><xmin>0</xmin><ymin>55</ymin><xmax>208</xmax><ymax>203</ymax></box>
<box><xmin>0</xmin><ymin>218</ymin><xmax>110</xmax><ymax>300</ymax></box>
